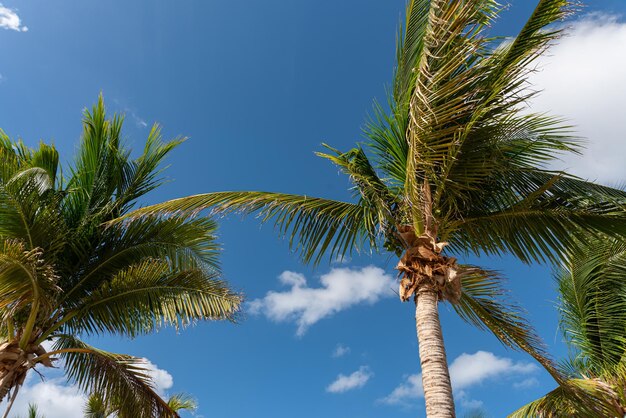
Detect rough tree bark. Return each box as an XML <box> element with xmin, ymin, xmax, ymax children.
<box><xmin>396</xmin><ymin>224</ymin><xmax>459</xmax><ymax>417</ymax></box>
<box><xmin>416</xmin><ymin>288</ymin><xmax>455</xmax><ymax>417</ymax></box>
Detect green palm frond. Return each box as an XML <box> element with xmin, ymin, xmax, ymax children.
<box><xmin>120</xmin><ymin>191</ymin><xmax>379</xmax><ymax>265</ymax></box>
<box><xmin>53</xmin><ymin>336</ymin><xmax>178</xmax><ymax>418</ymax></box>
<box><xmin>402</xmin><ymin>0</ymin><xmax>500</xmax><ymax>230</ymax></box>
<box><xmin>0</xmin><ymin>96</ymin><xmax>240</xmax><ymax>412</ymax></box>
<box><xmin>452</xmin><ymin>265</ymin><xmax>562</xmax><ymax>382</ymax></box>
<box><xmin>167</xmin><ymin>393</ymin><xmax>198</xmax><ymax>412</ymax></box>
<box><xmin>60</xmin><ymin>214</ymin><xmax>222</xmax><ymax>301</ymax></box>
<box><xmin>114</xmin><ymin>124</ymin><xmax>185</xmax><ymax>214</ymax></box>
<box><xmin>393</xmin><ymin>0</ymin><xmax>429</xmax><ymax>107</ymax></box>
<box><xmin>18</xmin><ymin>403</ymin><xmax>45</xmax><ymax>418</ymax></box>
<box><xmin>558</xmin><ymin>239</ymin><xmax>626</xmax><ymax>374</ymax></box>
<box><xmin>0</xmin><ymin>167</ymin><xmax>66</xmax><ymax>252</ymax></box>
<box><xmin>364</xmin><ymin>99</ymin><xmax>409</xmax><ymax>189</ymax></box>
<box><xmin>0</xmin><ymin>240</ymin><xmax>60</xmax><ymax>346</ymax></box>
<box><xmin>62</xmin><ymin>260</ymin><xmax>240</xmax><ymax>337</ymax></box>
<box><xmin>450</xmin><ymin>173</ymin><xmax>626</xmax><ymax>264</ymax></box>
<box><xmin>84</xmin><ymin>393</ymin><xmax>110</xmax><ymax>418</ymax></box>
<box><xmin>63</xmin><ymin>95</ymin><xmax>183</xmax><ymax>226</ymax></box>
<box><xmin>512</xmin><ymin>238</ymin><xmax>626</xmax><ymax>415</ymax></box>
<box><xmin>509</xmin><ymin>378</ymin><xmax>622</xmax><ymax>418</ymax></box>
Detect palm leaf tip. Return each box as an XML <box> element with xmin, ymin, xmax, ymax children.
<box><xmin>453</xmin><ymin>266</ymin><xmax>563</xmax><ymax>383</ymax></box>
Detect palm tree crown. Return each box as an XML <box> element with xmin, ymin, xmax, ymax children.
<box><xmin>0</xmin><ymin>96</ymin><xmax>241</xmax><ymax>417</ymax></box>
<box><xmin>122</xmin><ymin>0</ymin><xmax>626</xmax><ymax>415</ymax></box>
<box><xmin>512</xmin><ymin>240</ymin><xmax>626</xmax><ymax>417</ymax></box>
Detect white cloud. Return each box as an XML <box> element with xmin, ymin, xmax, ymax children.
<box><xmin>456</xmin><ymin>390</ymin><xmax>483</xmax><ymax>410</ymax></box>
<box><xmin>248</xmin><ymin>266</ymin><xmax>395</xmax><ymax>336</ymax></box>
<box><xmin>513</xmin><ymin>377</ymin><xmax>540</xmax><ymax>390</ymax></box>
<box><xmin>381</xmin><ymin>351</ymin><xmax>537</xmax><ymax>406</ymax></box>
<box><xmin>1</xmin><ymin>358</ymin><xmax>175</xmax><ymax>417</ymax></box>
<box><xmin>527</xmin><ymin>14</ymin><xmax>626</xmax><ymax>184</ymax></box>
<box><xmin>0</xmin><ymin>4</ymin><xmax>27</xmax><ymax>32</ymax></box>
<box><xmin>332</xmin><ymin>344</ymin><xmax>351</xmax><ymax>358</ymax></box>
<box><xmin>140</xmin><ymin>358</ymin><xmax>174</xmax><ymax>395</ymax></box>
<box><xmin>1</xmin><ymin>377</ymin><xmax>86</xmax><ymax>418</ymax></box>
<box><xmin>326</xmin><ymin>366</ymin><xmax>373</xmax><ymax>393</ymax></box>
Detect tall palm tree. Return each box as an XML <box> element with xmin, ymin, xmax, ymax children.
<box><xmin>511</xmin><ymin>240</ymin><xmax>626</xmax><ymax>417</ymax></box>
<box><xmin>0</xmin><ymin>96</ymin><xmax>241</xmax><ymax>417</ymax></box>
<box><xmin>121</xmin><ymin>1</ymin><xmax>626</xmax><ymax>415</ymax></box>
<box><xmin>85</xmin><ymin>392</ymin><xmax>197</xmax><ymax>417</ymax></box>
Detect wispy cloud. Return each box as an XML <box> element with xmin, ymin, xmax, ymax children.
<box><xmin>513</xmin><ymin>377</ymin><xmax>540</xmax><ymax>390</ymax></box>
<box><xmin>326</xmin><ymin>366</ymin><xmax>373</xmax><ymax>394</ymax></box>
<box><xmin>380</xmin><ymin>351</ymin><xmax>538</xmax><ymax>407</ymax></box>
<box><xmin>248</xmin><ymin>267</ymin><xmax>395</xmax><ymax>336</ymax></box>
<box><xmin>528</xmin><ymin>14</ymin><xmax>626</xmax><ymax>184</ymax></box>
<box><xmin>111</xmin><ymin>98</ymin><xmax>149</xmax><ymax>129</ymax></box>
<box><xmin>0</xmin><ymin>4</ymin><xmax>27</xmax><ymax>32</ymax></box>
<box><xmin>332</xmin><ymin>344</ymin><xmax>351</xmax><ymax>358</ymax></box>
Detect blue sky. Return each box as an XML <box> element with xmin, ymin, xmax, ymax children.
<box><xmin>1</xmin><ymin>1</ymin><xmax>626</xmax><ymax>417</ymax></box>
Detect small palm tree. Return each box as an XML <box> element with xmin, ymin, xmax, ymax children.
<box><xmin>123</xmin><ymin>1</ymin><xmax>626</xmax><ymax>415</ymax></box>
<box><xmin>511</xmin><ymin>240</ymin><xmax>626</xmax><ymax>417</ymax></box>
<box><xmin>0</xmin><ymin>96</ymin><xmax>241</xmax><ymax>417</ymax></box>
<box><xmin>85</xmin><ymin>392</ymin><xmax>197</xmax><ymax>417</ymax></box>
<box><xmin>16</xmin><ymin>404</ymin><xmax>44</xmax><ymax>418</ymax></box>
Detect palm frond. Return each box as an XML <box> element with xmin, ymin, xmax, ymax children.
<box><xmin>84</xmin><ymin>393</ymin><xmax>110</xmax><ymax>418</ymax></box>
<box><xmin>0</xmin><ymin>240</ymin><xmax>59</xmax><ymax>346</ymax></box>
<box><xmin>364</xmin><ymin>99</ymin><xmax>409</xmax><ymax>189</ymax></box>
<box><xmin>59</xmin><ymin>213</ymin><xmax>221</xmax><ymax>302</ymax></box>
<box><xmin>393</xmin><ymin>0</ymin><xmax>430</xmax><ymax>106</ymax></box>
<box><xmin>452</xmin><ymin>265</ymin><xmax>562</xmax><ymax>383</ymax></box>
<box><xmin>53</xmin><ymin>336</ymin><xmax>178</xmax><ymax>418</ymax></box>
<box><xmin>403</xmin><ymin>0</ymin><xmax>501</xmax><ymax>231</ymax></box>
<box><xmin>449</xmin><ymin>173</ymin><xmax>626</xmax><ymax>264</ymax></box>
<box><xmin>119</xmin><ymin>192</ymin><xmax>377</xmax><ymax>265</ymax></box>
<box><xmin>509</xmin><ymin>378</ymin><xmax>621</xmax><ymax>418</ymax></box>
<box><xmin>114</xmin><ymin>124</ymin><xmax>185</xmax><ymax>214</ymax></box>
<box><xmin>557</xmin><ymin>239</ymin><xmax>626</xmax><ymax>373</ymax></box>
<box><xmin>167</xmin><ymin>393</ymin><xmax>197</xmax><ymax>412</ymax></box>
<box><xmin>317</xmin><ymin>145</ymin><xmax>397</xmax><ymax>221</ymax></box>
<box><xmin>62</xmin><ymin>260</ymin><xmax>241</xmax><ymax>337</ymax></box>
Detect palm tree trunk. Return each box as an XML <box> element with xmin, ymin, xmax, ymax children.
<box><xmin>415</xmin><ymin>286</ymin><xmax>455</xmax><ymax>417</ymax></box>
<box><xmin>1</xmin><ymin>383</ymin><xmax>21</xmax><ymax>418</ymax></box>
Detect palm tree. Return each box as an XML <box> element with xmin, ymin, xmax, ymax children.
<box><xmin>121</xmin><ymin>1</ymin><xmax>626</xmax><ymax>415</ymax></box>
<box><xmin>85</xmin><ymin>392</ymin><xmax>197</xmax><ymax>417</ymax></box>
<box><xmin>511</xmin><ymin>240</ymin><xmax>626</xmax><ymax>417</ymax></box>
<box><xmin>17</xmin><ymin>404</ymin><xmax>43</xmax><ymax>418</ymax></box>
<box><xmin>0</xmin><ymin>96</ymin><xmax>241</xmax><ymax>417</ymax></box>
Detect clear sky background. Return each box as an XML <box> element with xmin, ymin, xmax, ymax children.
<box><xmin>0</xmin><ymin>1</ymin><xmax>625</xmax><ymax>417</ymax></box>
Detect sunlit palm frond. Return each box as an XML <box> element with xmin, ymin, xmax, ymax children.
<box><xmin>84</xmin><ymin>393</ymin><xmax>110</xmax><ymax>418</ymax></box>
<box><xmin>62</xmin><ymin>260</ymin><xmax>240</xmax><ymax>337</ymax></box>
<box><xmin>114</xmin><ymin>124</ymin><xmax>185</xmax><ymax>214</ymax></box>
<box><xmin>449</xmin><ymin>173</ymin><xmax>626</xmax><ymax>264</ymax></box>
<box><xmin>364</xmin><ymin>99</ymin><xmax>409</xmax><ymax>189</ymax></box>
<box><xmin>0</xmin><ymin>167</ymin><xmax>66</xmax><ymax>253</ymax></box>
<box><xmin>508</xmin><ymin>378</ymin><xmax>621</xmax><ymax>418</ymax></box>
<box><xmin>558</xmin><ymin>239</ymin><xmax>626</xmax><ymax>374</ymax></box>
<box><xmin>59</xmin><ymin>213</ymin><xmax>221</xmax><ymax>301</ymax></box>
<box><xmin>403</xmin><ymin>0</ymin><xmax>501</xmax><ymax>230</ymax></box>
<box><xmin>64</xmin><ymin>96</ymin><xmax>128</xmax><ymax>225</ymax></box>
<box><xmin>167</xmin><ymin>393</ymin><xmax>197</xmax><ymax>412</ymax></box>
<box><xmin>316</xmin><ymin>144</ymin><xmax>397</xmax><ymax>221</ymax></box>
<box><xmin>120</xmin><ymin>191</ymin><xmax>378</xmax><ymax>265</ymax></box>
<box><xmin>53</xmin><ymin>336</ymin><xmax>178</xmax><ymax>418</ymax></box>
